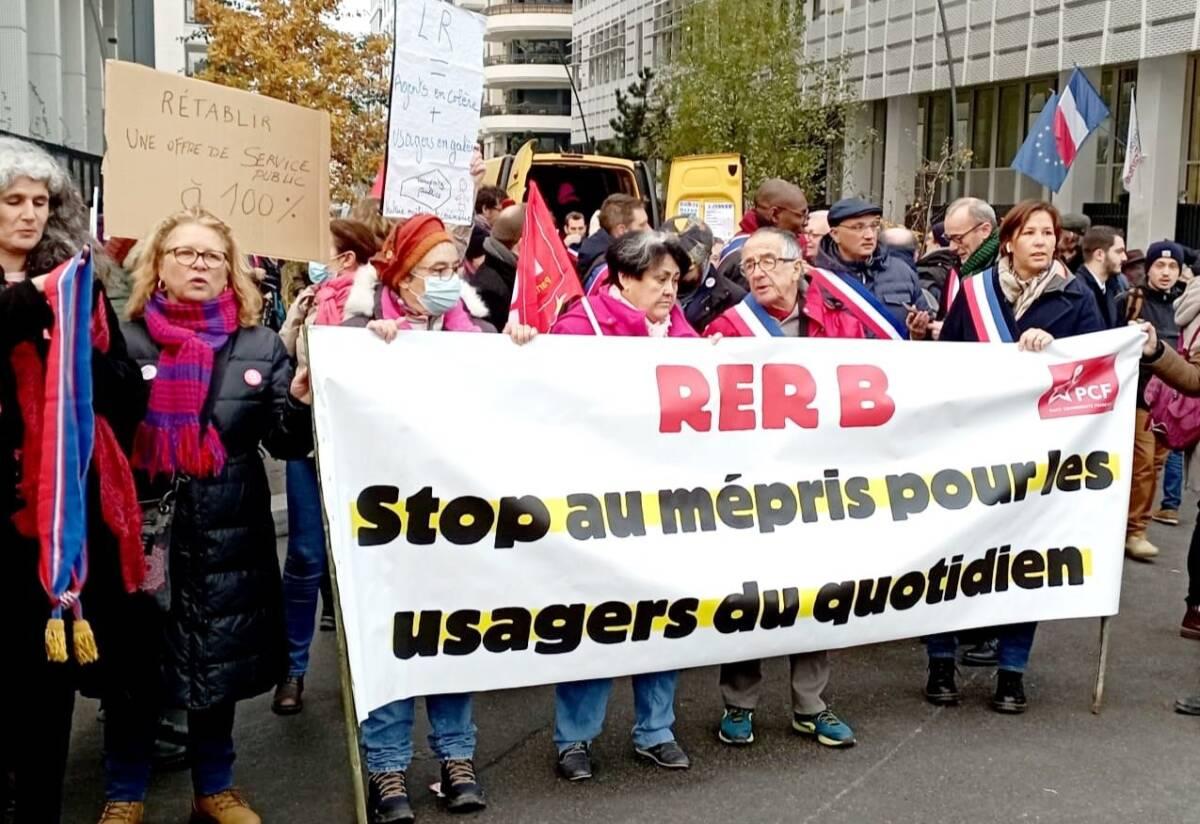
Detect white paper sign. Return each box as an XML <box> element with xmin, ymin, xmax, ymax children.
<box><xmin>309</xmin><ymin>327</ymin><xmax>1140</xmax><ymax>717</ymax></box>
<box><xmin>383</xmin><ymin>0</ymin><xmax>485</xmax><ymax>225</ymax></box>
<box><xmin>677</xmin><ymin>200</ymin><xmax>700</xmax><ymax>219</ymax></box>
<box><xmin>704</xmin><ymin>201</ymin><xmax>736</xmax><ymax>241</ymax></box>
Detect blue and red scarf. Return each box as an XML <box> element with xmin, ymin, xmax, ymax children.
<box><xmin>132</xmin><ymin>290</ymin><xmax>239</xmax><ymax>479</ymax></box>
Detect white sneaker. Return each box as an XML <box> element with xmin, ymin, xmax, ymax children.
<box><xmin>1125</xmin><ymin>534</ymin><xmax>1159</xmax><ymax>561</ymax></box>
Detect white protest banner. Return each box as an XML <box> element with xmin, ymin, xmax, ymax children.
<box><xmin>309</xmin><ymin>327</ymin><xmax>1140</xmax><ymax>720</ymax></box>
<box><xmin>383</xmin><ymin>0</ymin><xmax>485</xmax><ymax>225</ymax></box>
<box><xmin>103</xmin><ymin>60</ymin><xmax>331</xmax><ymax>261</ymax></box>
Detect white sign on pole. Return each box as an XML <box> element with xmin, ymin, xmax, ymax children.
<box><xmin>309</xmin><ymin>327</ymin><xmax>1141</xmax><ymax>719</ymax></box>
<box><xmin>382</xmin><ymin>0</ymin><xmax>485</xmax><ymax>226</ymax></box>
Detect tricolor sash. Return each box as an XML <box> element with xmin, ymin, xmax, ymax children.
<box><xmin>38</xmin><ymin>250</ymin><xmax>100</xmax><ymax>663</ymax></box>
<box><xmin>584</xmin><ymin>263</ymin><xmax>608</xmax><ymax>296</ymax></box>
<box><xmin>718</xmin><ymin>233</ymin><xmax>749</xmax><ymax>266</ymax></box>
<box><xmin>806</xmin><ymin>266</ymin><xmax>909</xmax><ymax>340</ymax></box>
<box><xmin>725</xmin><ymin>294</ymin><xmax>785</xmax><ymax>337</ymax></box>
<box><xmin>962</xmin><ymin>269</ymin><xmax>1015</xmax><ymax>343</ymax></box>
<box><xmin>942</xmin><ymin>267</ymin><xmax>961</xmax><ymax>316</ymax></box>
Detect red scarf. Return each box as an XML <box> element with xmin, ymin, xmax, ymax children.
<box><xmin>314</xmin><ymin>268</ymin><xmax>357</xmax><ymax>326</ymax></box>
<box><xmin>131</xmin><ymin>290</ymin><xmax>239</xmax><ymax>479</ymax></box>
<box><xmin>10</xmin><ymin>289</ymin><xmax>144</xmax><ymax>594</ymax></box>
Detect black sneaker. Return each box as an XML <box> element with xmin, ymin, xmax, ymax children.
<box><xmin>440</xmin><ymin>758</ymin><xmax>486</xmax><ymax>813</ymax></box>
<box><xmin>556</xmin><ymin>742</ymin><xmax>593</xmax><ymax>781</ymax></box>
<box><xmin>992</xmin><ymin>670</ymin><xmax>1027</xmax><ymax>714</ymax></box>
<box><xmin>634</xmin><ymin>739</ymin><xmax>690</xmax><ymax>770</ymax></box>
<box><xmin>961</xmin><ymin>639</ymin><xmax>998</xmax><ymax>667</ymax></box>
<box><xmin>367</xmin><ymin>770</ymin><xmax>413</xmax><ymax>824</ymax></box>
<box><xmin>925</xmin><ymin>658</ymin><xmax>960</xmax><ymax>706</ymax></box>
<box><xmin>320</xmin><ymin>610</ymin><xmax>336</xmax><ymax>632</ymax></box>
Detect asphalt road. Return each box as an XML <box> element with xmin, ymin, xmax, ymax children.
<box><xmin>63</xmin><ymin>510</ymin><xmax>1200</xmax><ymax>824</ymax></box>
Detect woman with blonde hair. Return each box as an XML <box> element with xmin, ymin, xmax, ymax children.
<box><xmin>97</xmin><ymin>207</ymin><xmax>313</xmax><ymax>824</ymax></box>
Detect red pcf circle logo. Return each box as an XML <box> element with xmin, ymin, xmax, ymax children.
<box><xmin>1037</xmin><ymin>354</ymin><xmax>1120</xmax><ymax>419</ymax></box>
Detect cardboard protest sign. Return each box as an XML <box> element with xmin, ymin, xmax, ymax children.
<box><xmin>103</xmin><ymin>60</ymin><xmax>331</xmax><ymax>261</ymax></box>
<box><xmin>382</xmin><ymin>0</ymin><xmax>485</xmax><ymax>226</ymax></box>
<box><xmin>309</xmin><ymin>326</ymin><xmax>1141</xmax><ymax>717</ymax></box>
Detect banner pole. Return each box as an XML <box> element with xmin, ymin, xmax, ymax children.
<box><xmin>305</xmin><ymin>326</ymin><xmax>368</xmax><ymax>824</ymax></box>
<box><xmin>1091</xmin><ymin>615</ymin><xmax>1112</xmax><ymax>714</ymax></box>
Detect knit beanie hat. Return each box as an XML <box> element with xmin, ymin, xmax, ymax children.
<box><xmin>1146</xmin><ymin>240</ymin><xmax>1185</xmax><ymax>271</ymax></box>
<box><xmin>372</xmin><ymin>213</ymin><xmax>454</xmax><ymax>288</ymax></box>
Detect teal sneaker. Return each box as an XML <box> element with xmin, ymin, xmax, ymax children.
<box><xmin>792</xmin><ymin>708</ymin><xmax>856</xmax><ymax>747</ymax></box>
<box><xmin>718</xmin><ymin>706</ymin><xmax>754</xmax><ymax>745</ymax></box>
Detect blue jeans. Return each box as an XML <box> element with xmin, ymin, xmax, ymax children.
<box><xmin>283</xmin><ymin>458</ymin><xmax>327</xmax><ymax>677</ymax></box>
<box><xmin>924</xmin><ymin>622</ymin><xmax>1038</xmax><ymax>672</ymax></box>
<box><xmin>1161</xmin><ymin>449</ymin><xmax>1184</xmax><ymax>511</ymax></box>
<box><xmin>105</xmin><ymin>701</ymin><xmax>236</xmax><ymax>800</ymax></box>
<box><xmin>553</xmin><ymin>671</ymin><xmax>679</xmax><ymax>752</ymax></box>
<box><xmin>361</xmin><ymin>694</ymin><xmax>476</xmax><ymax>773</ymax></box>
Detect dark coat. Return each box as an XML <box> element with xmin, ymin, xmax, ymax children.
<box><xmin>813</xmin><ymin>235</ymin><xmax>933</xmax><ymax>326</ymax></box>
<box><xmin>1117</xmin><ymin>282</ymin><xmax>1184</xmax><ymax>409</ymax></box>
<box><xmin>916</xmin><ymin>248</ymin><xmax>959</xmax><ymax>315</ymax></box>
<box><xmin>679</xmin><ymin>263</ymin><xmax>747</xmax><ymax>333</ymax></box>
<box><xmin>121</xmin><ymin>321</ymin><xmax>312</xmax><ymax>710</ymax></box>
<box><xmin>0</xmin><ymin>280</ymin><xmax>148</xmax><ymax>691</ymax></box>
<box><xmin>941</xmin><ymin>267</ymin><xmax>1106</xmax><ymax>343</ymax></box>
<box><xmin>1077</xmin><ymin>265</ymin><xmax>1122</xmax><ymax>329</ymax></box>
<box><xmin>576</xmin><ymin>228</ymin><xmax>612</xmax><ymax>284</ymax></box>
<box><xmin>469</xmin><ymin>240</ymin><xmax>518</xmax><ymax>329</ymax></box>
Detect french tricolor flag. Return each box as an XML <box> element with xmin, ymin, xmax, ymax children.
<box><xmin>1054</xmin><ymin>70</ymin><xmax>1109</xmax><ymax>167</ymax></box>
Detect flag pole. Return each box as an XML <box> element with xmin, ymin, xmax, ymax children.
<box><xmin>1091</xmin><ymin>615</ymin><xmax>1113</xmax><ymax>713</ymax></box>
<box><xmin>934</xmin><ymin>0</ymin><xmax>961</xmax><ymax>200</ymax></box>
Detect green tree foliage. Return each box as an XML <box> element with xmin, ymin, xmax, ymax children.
<box><xmin>652</xmin><ymin>0</ymin><xmax>865</xmax><ymax>201</ymax></box>
<box><xmin>606</xmin><ymin>68</ymin><xmax>658</xmax><ymax>160</ymax></box>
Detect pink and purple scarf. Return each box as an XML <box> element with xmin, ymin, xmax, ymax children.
<box><xmin>132</xmin><ymin>290</ymin><xmax>239</xmax><ymax>479</ymax></box>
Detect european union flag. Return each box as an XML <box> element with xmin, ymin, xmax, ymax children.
<box><xmin>1012</xmin><ymin>92</ymin><xmax>1069</xmax><ymax>192</ymax></box>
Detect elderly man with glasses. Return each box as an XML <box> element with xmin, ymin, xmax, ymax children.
<box><xmin>812</xmin><ymin>198</ymin><xmax>933</xmax><ymax>337</ymax></box>
<box><xmin>943</xmin><ymin>197</ymin><xmax>1000</xmax><ymax>278</ymax></box>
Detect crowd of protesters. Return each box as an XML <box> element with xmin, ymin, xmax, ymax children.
<box><xmin>5</xmin><ymin>129</ymin><xmax>1200</xmax><ymax>824</ymax></box>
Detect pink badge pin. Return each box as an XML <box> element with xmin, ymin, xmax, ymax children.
<box><xmin>243</xmin><ymin>368</ymin><xmax>263</xmax><ymax>387</ymax></box>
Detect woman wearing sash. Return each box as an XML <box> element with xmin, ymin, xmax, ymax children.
<box><xmin>700</xmin><ymin>227</ymin><xmax>864</xmax><ymax>749</ymax></box>
<box><xmin>547</xmin><ymin>231</ymin><xmax>695</xmax><ymax>781</ymax></box>
<box><xmin>924</xmin><ymin>200</ymin><xmax>1104</xmax><ymax>714</ymax></box>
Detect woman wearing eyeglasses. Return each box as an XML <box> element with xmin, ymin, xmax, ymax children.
<box><xmin>99</xmin><ymin>207</ymin><xmax>314</xmax><ymax>824</ymax></box>
<box><xmin>342</xmin><ymin>213</ymin><xmax>492</xmax><ymax>824</ymax></box>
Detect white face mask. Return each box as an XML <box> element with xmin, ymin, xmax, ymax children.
<box><xmin>417</xmin><ymin>274</ymin><xmax>462</xmax><ymax>316</ymax></box>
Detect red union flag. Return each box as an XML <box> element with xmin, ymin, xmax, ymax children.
<box><xmin>1038</xmin><ymin>355</ymin><xmax>1120</xmax><ymax>419</ymax></box>
<box><xmin>510</xmin><ymin>182</ymin><xmax>582</xmax><ymax>332</ymax></box>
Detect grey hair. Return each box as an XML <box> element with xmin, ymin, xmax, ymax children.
<box><xmin>605</xmin><ymin>230</ymin><xmax>691</xmax><ymax>285</ymax></box>
<box><xmin>880</xmin><ymin>226</ymin><xmax>916</xmax><ymax>251</ymax></box>
<box><xmin>750</xmin><ymin>227</ymin><xmax>802</xmax><ymax>260</ymax></box>
<box><xmin>0</xmin><ymin>136</ymin><xmax>90</xmax><ymax>276</ymax></box>
<box><xmin>946</xmin><ymin>197</ymin><xmax>996</xmax><ymax>228</ymax></box>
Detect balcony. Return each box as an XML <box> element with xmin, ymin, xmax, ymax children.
<box><xmin>478</xmin><ymin>101</ymin><xmax>572</xmax><ymax>134</ymax></box>
<box><xmin>484</xmin><ymin>3</ymin><xmax>571</xmax><ymax>41</ymax></box>
<box><xmin>483</xmin><ymin>52</ymin><xmax>573</xmax><ymax>89</ymax></box>
<box><xmin>459</xmin><ymin>0</ymin><xmax>486</xmax><ymax>9</ymax></box>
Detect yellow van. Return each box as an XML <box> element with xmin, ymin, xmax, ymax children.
<box><xmin>484</xmin><ymin>141</ymin><xmax>746</xmax><ymax>241</ymax></box>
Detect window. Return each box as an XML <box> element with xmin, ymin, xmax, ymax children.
<box><xmin>184</xmin><ymin>44</ymin><xmax>208</xmax><ymax>77</ymax></box>
<box><xmin>587</xmin><ymin>20</ymin><xmax>626</xmax><ymax>87</ymax></box>
<box><xmin>1094</xmin><ymin>65</ymin><xmax>1137</xmax><ymax>202</ymax></box>
<box><xmin>185</xmin><ymin>0</ymin><xmax>199</xmax><ymax>24</ymax></box>
<box><xmin>1188</xmin><ymin>56</ymin><xmax>1200</xmax><ymax>202</ymax></box>
<box><xmin>652</xmin><ymin>0</ymin><xmax>686</xmax><ymax>66</ymax></box>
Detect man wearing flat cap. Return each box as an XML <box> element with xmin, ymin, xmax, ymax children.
<box><xmin>812</xmin><ymin>197</ymin><xmax>934</xmax><ymax>336</ymax></box>
<box><xmin>1058</xmin><ymin>212</ymin><xmax>1091</xmax><ymax>273</ymax></box>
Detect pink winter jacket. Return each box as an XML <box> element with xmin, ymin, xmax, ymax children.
<box><xmin>551</xmin><ymin>291</ymin><xmax>699</xmax><ymax>337</ymax></box>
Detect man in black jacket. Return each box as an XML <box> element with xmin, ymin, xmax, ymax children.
<box><xmin>576</xmin><ymin>194</ymin><xmax>648</xmax><ymax>287</ymax></box>
<box><xmin>1077</xmin><ymin>226</ymin><xmax>1126</xmax><ymax>329</ymax></box>
<box><xmin>468</xmin><ymin>204</ymin><xmax>525</xmax><ymax>330</ymax></box>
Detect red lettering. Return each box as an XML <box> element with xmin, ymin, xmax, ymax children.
<box><xmin>837</xmin><ymin>365</ymin><xmax>895</xmax><ymax>428</ymax></box>
<box><xmin>657</xmin><ymin>365</ymin><xmax>711</xmax><ymax>433</ymax></box>
<box><xmin>762</xmin><ymin>364</ymin><xmax>818</xmax><ymax>429</ymax></box>
<box><xmin>717</xmin><ymin>364</ymin><xmax>756</xmax><ymax>431</ymax></box>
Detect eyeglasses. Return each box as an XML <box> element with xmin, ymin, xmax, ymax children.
<box><xmin>839</xmin><ymin>221</ymin><xmax>882</xmax><ymax>235</ymax></box>
<box><xmin>778</xmin><ymin>206</ymin><xmax>810</xmax><ymax>223</ymax></box>
<box><xmin>168</xmin><ymin>247</ymin><xmax>228</xmax><ymax>267</ymax></box>
<box><xmin>740</xmin><ymin>255</ymin><xmax>797</xmax><ymax>277</ymax></box>
<box><xmin>946</xmin><ymin>222</ymin><xmax>985</xmax><ymax>245</ymax></box>
<box><xmin>412</xmin><ymin>261</ymin><xmax>463</xmax><ymax>281</ymax></box>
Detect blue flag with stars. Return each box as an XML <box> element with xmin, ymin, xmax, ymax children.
<box><xmin>1011</xmin><ymin>92</ymin><xmax>1068</xmax><ymax>192</ymax></box>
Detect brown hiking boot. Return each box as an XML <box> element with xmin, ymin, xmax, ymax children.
<box><xmin>1182</xmin><ymin>605</ymin><xmax>1200</xmax><ymax>640</ymax></box>
<box><xmin>98</xmin><ymin>801</ymin><xmax>144</xmax><ymax>824</ymax></box>
<box><xmin>1153</xmin><ymin>508</ymin><xmax>1181</xmax><ymax>526</ymax></box>
<box><xmin>191</xmin><ymin>789</ymin><xmax>260</xmax><ymax>824</ymax></box>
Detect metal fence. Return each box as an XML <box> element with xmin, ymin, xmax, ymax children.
<box><xmin>483</xmin><ymin>2</ymin><xmax>570</xmax><ymax>14</ymax></box>
<box><xmin>0</xmin><ymin>129</ymin><xmax>102</xmax><ymax>206</ymax></box>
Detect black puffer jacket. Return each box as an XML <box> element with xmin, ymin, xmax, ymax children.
<box><xmin>121</xmin><ymin>321</ymin><xmax>312</xmax><ymax>710</ymax></box>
